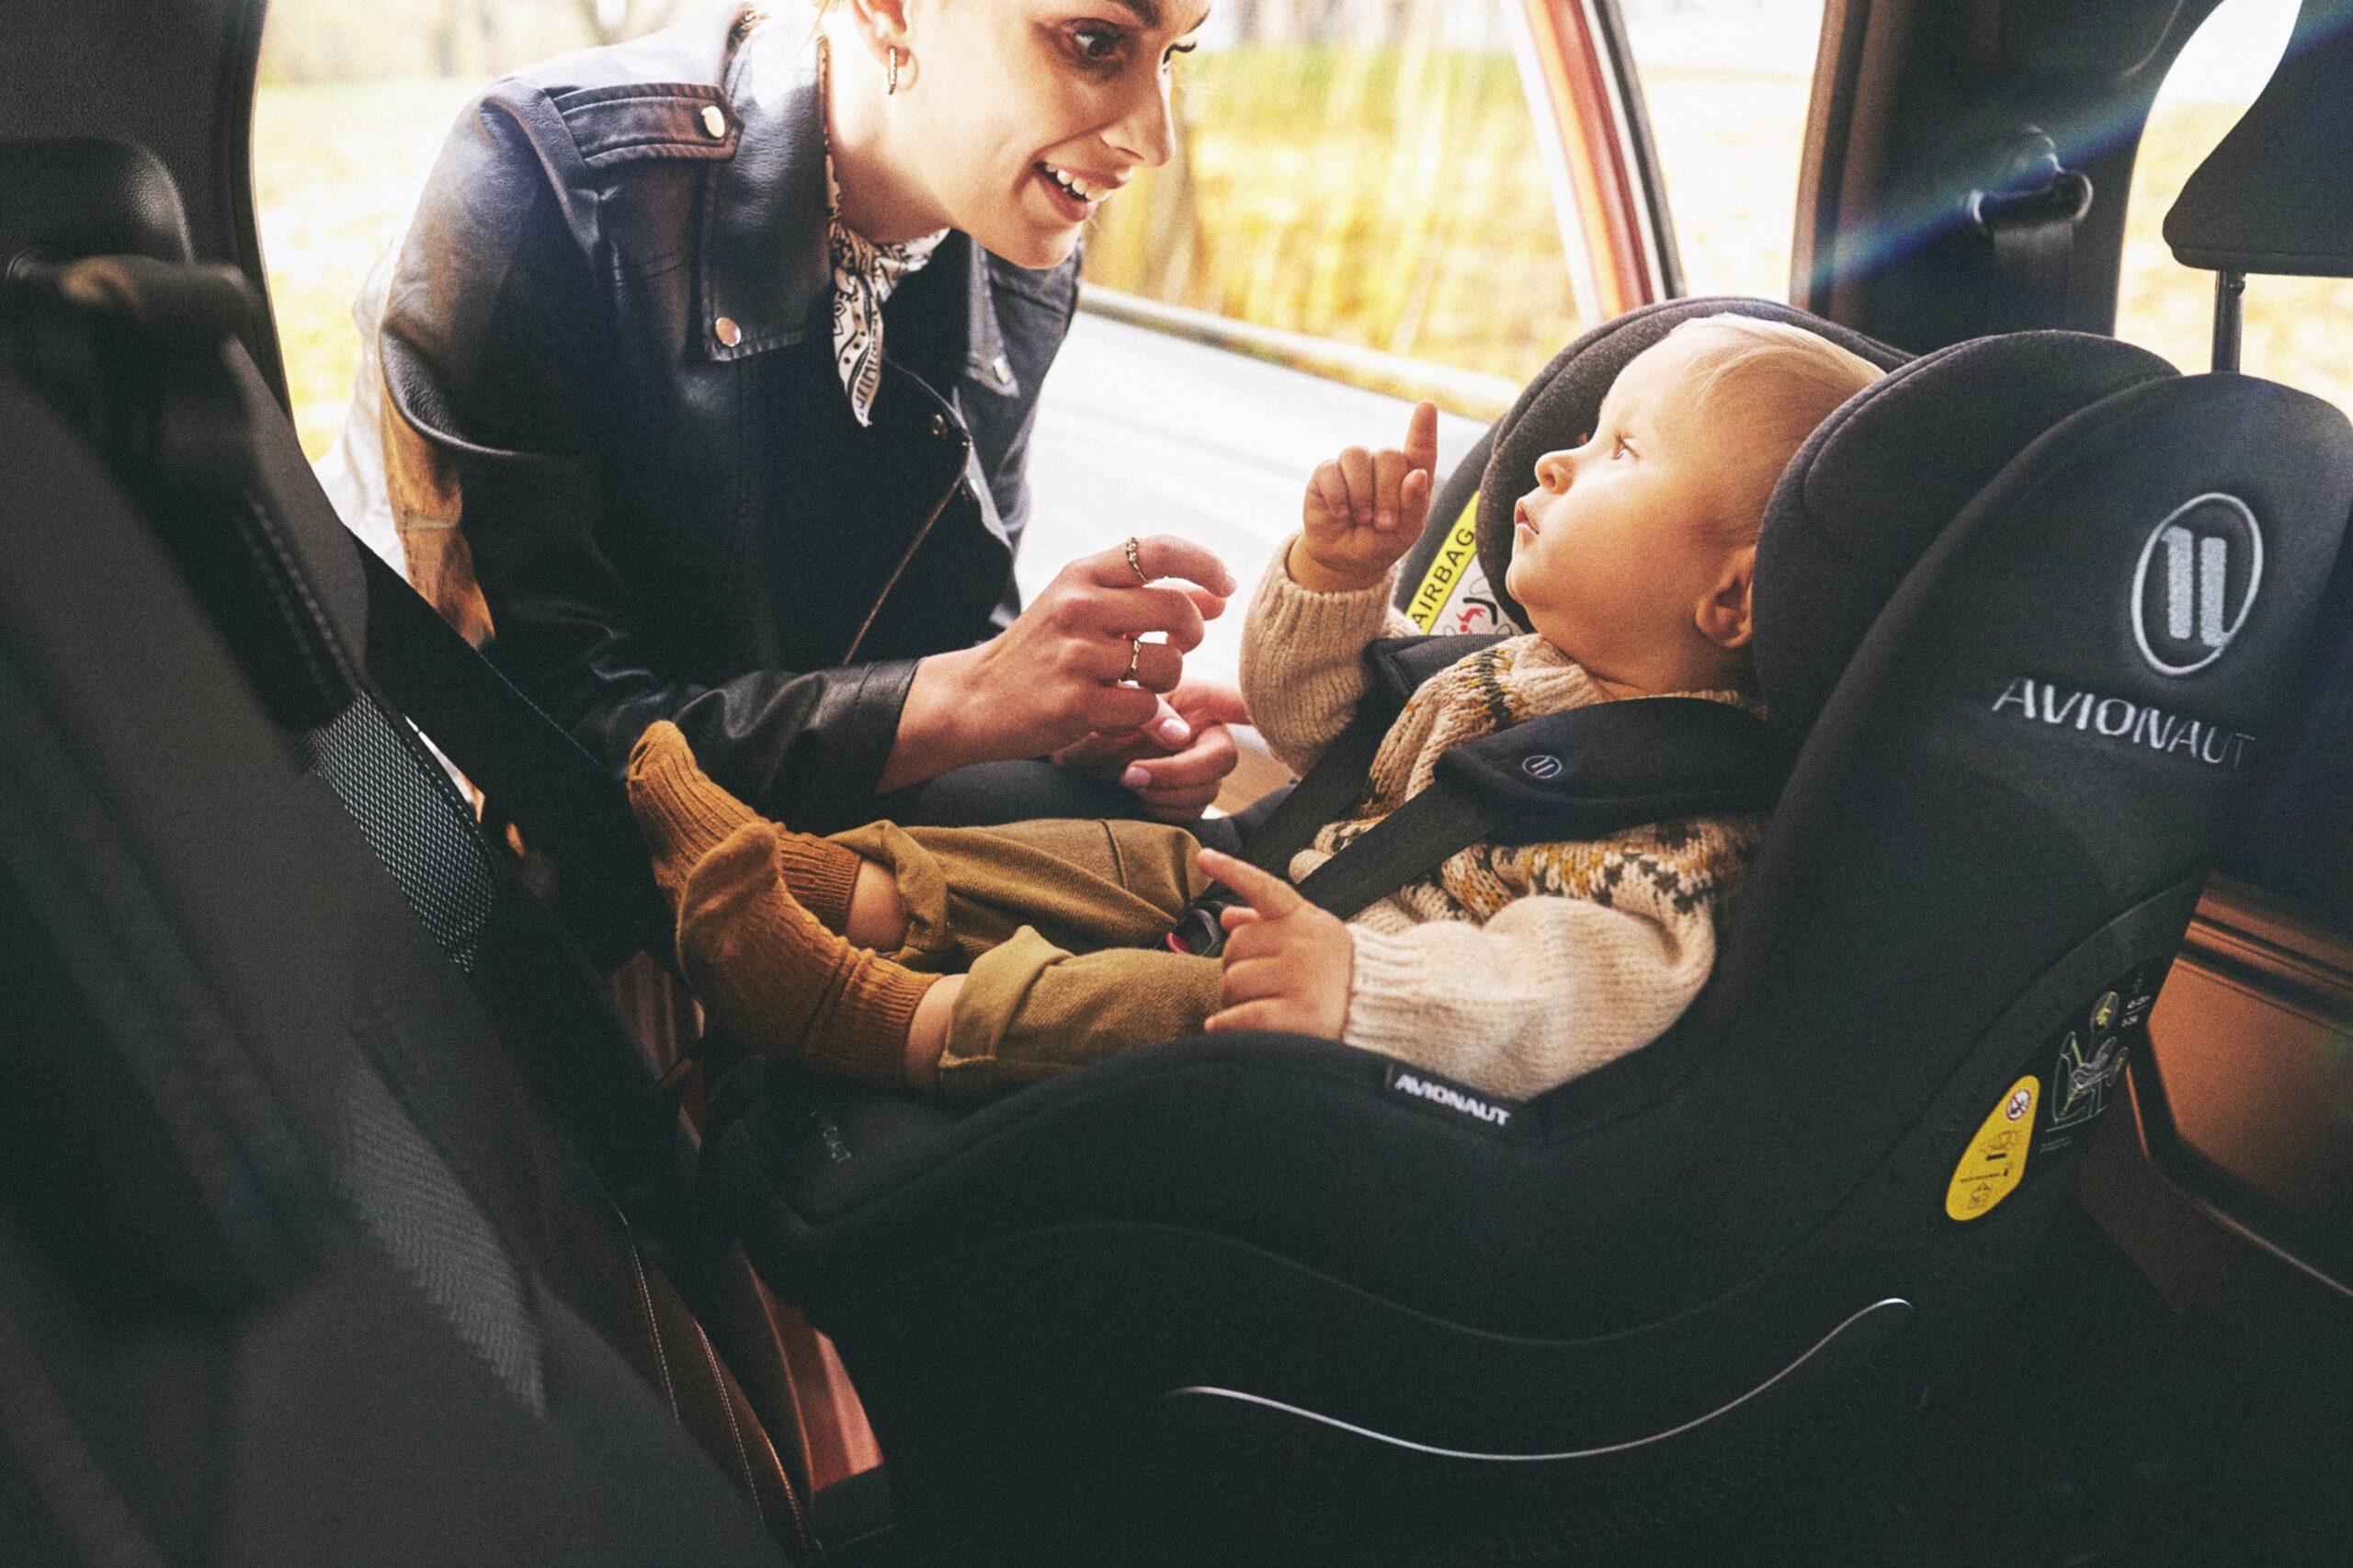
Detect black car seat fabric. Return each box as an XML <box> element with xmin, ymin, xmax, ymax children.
<box><xmin>0</xmin><ymin>373</ymin><xmax>789</xmax><ymax>1565</ymax></box>
<box><xmin>2162</xmin><ymin>0</ymin><xmax>2353</xmax><ymax>934</ymax></box>
<box><xmin>701</xmin><ymin>301</ymin><xmax>2353</xmax><ymax>1562</ymax></box>
<box><xmin>0</xmin><ymin>147</ymin><xmax>824</xmax><ymax>1557</ymax></box>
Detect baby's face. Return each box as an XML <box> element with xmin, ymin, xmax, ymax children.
<box><xmin>1505</xmin><ymin>335</ymin><xmax>1748</xmax><ymax>689</ymax></box>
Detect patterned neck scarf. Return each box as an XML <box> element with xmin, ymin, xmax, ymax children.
<box><xmin>820</xmin><ymin>39</ymin><xmax>948</xmax><ymax>426</ymax></box>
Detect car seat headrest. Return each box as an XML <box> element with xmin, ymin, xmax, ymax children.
<box><xmin>1752</xmin><ymin>331</ymin><xmax>2178</xmax><ymax>742</ymax></box>
<box><xmin>2165</xmin><ymin>0</ymin><xmax>2353</xmax><ymax>278</ymax></box>
<box><xmin>1465</xmin><ymin>301</ymin><xmax>2183</xmax><ymax>744</ymax></box>
<box><xmin>1469</xmin><ymin>299</ymin><xmax>1906</xmax><ymax>642</ymax></box>
<box><xmin>0</xmin><ymin>139</ymin><xmax>194</xmax><ymax>277</ymax></box>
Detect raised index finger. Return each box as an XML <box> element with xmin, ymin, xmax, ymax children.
<box><xmin>1091</xmin><ymin>535</ymin><xmax>1237</xmax><ymax>598</ymax></box>
<box><xmin>1196</xmin><ymin>847</ymin><xmax>1307</xmax><ymax>918</ymax></box>
<box><xmin>1404</xmin><ymin>401</ymin><xmax>1440</xmax><ymax>478</ymax></box>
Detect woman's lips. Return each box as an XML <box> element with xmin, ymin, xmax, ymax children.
<box><xmin>1034</xmin><ymin>164</ymin><xmax>1096</xmax><ymax>224</ymax></box>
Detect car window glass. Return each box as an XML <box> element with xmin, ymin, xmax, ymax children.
<box><xmin>254</xmin><ymin>2</ymin><xmax>695</xmax><ymax>460</ymax></box>
<box><xmin>1617</xmin><ymin>0</ymin><xmax>1824</xmax><ymax>301</ymax></box>
<box><xmin>2115</xmin><ymin>0</ymin><xmax>2352</xmax><ymax>415</ymax></box>
<box><xmin>1081</xmin><ymin>0</ymin><xmax>1585</xmax><ymax>386</ymax></box>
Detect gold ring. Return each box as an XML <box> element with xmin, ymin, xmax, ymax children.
<box><xmin>1125</xmin><ymin>638</ymin><xmax>1144</xmax><ymax>682</ymax></box>
<box><xmin>1123</xmin><ymin>537</ymin><xmax>1150</xmax><ymax>585</ymax></box>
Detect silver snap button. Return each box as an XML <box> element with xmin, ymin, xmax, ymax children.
<box><xmin>992</xmin><ymin>354</ymin><xmax>1013</xmax><ymax>385</ymax></box>
<box><xmin>713</xmin><ymin>315</ymin><xmax>743</xmax><ymax>348</ymax></box>
<box><xmin>700</xmin><ymin>104</ymin><xmax>728</xmax><ymax>140</ymax></box>
<box><xmin>930</xmin><ymin>414</ymin><xmax>951</xmax><ymax>438</ymax></box>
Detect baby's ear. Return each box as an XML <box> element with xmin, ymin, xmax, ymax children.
<box><xmin>1695</xmin><ymin>545</ymin><xmax>1756</xmax><ymax>651</ymax></box>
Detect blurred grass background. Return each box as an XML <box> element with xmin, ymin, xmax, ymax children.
<box><xmin>256</xmin><ymin>43</ymin><xmax>2348</xmax><ymax>461</ymax></box>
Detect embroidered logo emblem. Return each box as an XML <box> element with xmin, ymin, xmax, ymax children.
<box><xmin>1520</xmin><ymin>754</ymin><xmax>1563</xmax><ymax>780</ymax></box>
<box><xmin>2131</xmin><ymin>494</ymin><xmax>2262</xmax><ymax>676</ymax></box>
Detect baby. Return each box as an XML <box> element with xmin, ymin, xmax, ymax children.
<box><xmin>626</xmin><ymin>315</ymin><xmax>1881</xmax><ymax>1099</ymax></box>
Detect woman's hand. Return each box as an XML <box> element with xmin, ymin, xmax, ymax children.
<box><xmin>1290</xmin><ymin>401</ymin><xmax>1439</xmax><ymax>594</ymax></box>
<box><xmin>1197</xmin><ymin>849</ymin><xmax>1353</xmax><ymax>1040</ymax></box>
<box><xmin>881</xmin><ymin>536</ymin><xmax>1236</xmax><ymax>792</ymax></box>
<box><xmin>1051</xmin><ymin>679</ymin><xmax>1251</xmax><ymax>822</ymax></box>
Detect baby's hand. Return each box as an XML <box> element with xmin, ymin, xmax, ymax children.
<box><xmin>1293</xmin><ymin>402</ymin><xmax>1439</xmax><ymax>593</ymax></box>
<box><xmin>1197</xmin><ymin>849</ymin><xmax>1354</xmax><ymax>1040</ymax></box>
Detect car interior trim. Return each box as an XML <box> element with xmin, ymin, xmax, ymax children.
<box><xmin>1161</xmin><ymin>1296</ymin><xmax>1912</xmax><ymax>1463</ymax></box>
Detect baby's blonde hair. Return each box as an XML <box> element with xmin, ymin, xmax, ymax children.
<box><xmin>1658</xmin><ymin>314</ymin><xmax>1881</xmax><ymax>540</ymax></box>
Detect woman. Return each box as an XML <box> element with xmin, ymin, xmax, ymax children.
<box><xmin>322</xmin><ymin>0</ymin><xmax>1239</xmax><ymax>835</ymax></box>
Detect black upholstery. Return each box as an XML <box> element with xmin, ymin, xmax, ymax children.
<box><xmin>0</xmin><ymin>373</ymin><xmax>789</xmax><ymax>1565</ymax></box>
<box><xmin>0</xmin><ymin>138</ymin><xmax>192</xmax><ymax>273</ymax></box>
<box><xmin>2165</xmin><ymin>0</ymin><xmax>2353</xmax><ymax>278</ymax></box>
<box><xmin>0</xmin><ymin>144</ymin><xmax>817</xmax><ymax>1560</ymax></box>
<box><xmin>706</xmin><ymin>301</ymin><xmax>2353</xmax><ymax>1561</ymax></box>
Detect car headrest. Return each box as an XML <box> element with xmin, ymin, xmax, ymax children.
<box><xmin>1752</xmin><ymin>330</ymin><xmax>2178</xmax><ymax>742</ymax></box>
<box><xmin>2165</xmin><ymin>0</ymin><xmax>2353</xmax><ymax>278</ymax></box>
<box><xmin>1464</xmin><ymin>300</ymin><xmax>2180</xmax><ymax>744</ymax></box>
<box><xmin>0</xmin><ymin>138</ymin><xmax>194</xmax><ymax>277</ymax></box>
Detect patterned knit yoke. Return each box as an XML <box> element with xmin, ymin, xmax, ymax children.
<box><xmin>1307</xmin><ymin>634</ymin><xmax>1768</xmax><ymax>927</ymax></box>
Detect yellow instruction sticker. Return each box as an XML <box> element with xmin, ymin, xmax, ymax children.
<box><xmin>1404</xmin><ymin>495</ymin><xmax>1485</xmax><ymax>631</ymax></box>
<box><xmin>1946</xmin><ymin>1075</ymin><xmax>2039</xmax><ymax>1221</ymax></box>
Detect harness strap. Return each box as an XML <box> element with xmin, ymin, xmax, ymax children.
<box><xmin>1234</xmin><ymin>633</ymin><xmax>1513</xmax><ymax>877</ymax></box>
<box><xmin>1286</xmin><ymin>776</ymin><xmax>1495</xmax><ymax>923</ymax></box>
<box><xmin>1173</xmin><ymin>642</ymin><xmax>1788</xmax><ymax>958</ymax></box>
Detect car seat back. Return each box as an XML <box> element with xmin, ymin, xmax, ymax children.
<box><xmin>0</xmin><ymin>369</ymin><xmax>788</xmax><ymax>1565</ymax></box>
<box><xmin>1</xmin><ymin>141</ymin><xmax>820</xmax><ymax>1555</ymax></box>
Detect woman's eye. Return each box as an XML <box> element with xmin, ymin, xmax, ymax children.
<box><xmin>1065</xmin><ymin>25</ymin><xmax>1129</xmax><ymax>68</ymax></box>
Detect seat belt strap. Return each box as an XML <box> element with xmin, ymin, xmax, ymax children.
<box><xmin>1234</xmin><ymin>632</ymin><xmax>1515</xmax><ymax>876</ymax></box>
<box><xmin>1288</xmin><ymin>778</ymin><xmax>1495</xmax><ymax>921</ymax></box>
<box><xmin>356</xmin><ymin>545</ymin><xmax>670</xmax><ymax>969</ymax></box>
<box><xmin>1972</xmin><ymin>164</ymin><xmax>2093</xmax><ymax>334</ymax></box>
<box><xmin>1165</xmin><ymin>774</ymin><xmax>1494</xmax><ymax>957</ymax></box>
<box><xmin>1234</xmin><ymin>699</ymin><xmax>1395</xmax><ymax>876</ymax></box>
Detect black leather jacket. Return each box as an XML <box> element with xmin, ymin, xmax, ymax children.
<box><xmin>372</xmin><ymin>7</ymin><xmax>1079</xmax><ymax>827</ymax></box>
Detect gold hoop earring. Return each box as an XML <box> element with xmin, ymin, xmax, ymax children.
<box><xmin>885</xmin><ymin>47</ymin><xmax>902</xmax><ymax>95</ymax></box>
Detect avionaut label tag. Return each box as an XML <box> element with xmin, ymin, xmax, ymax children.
<box><xmin>1382</xmin><ymin>1062</ymin><xmax>1519</xmax><ymax>1133</ymax></box>
<box><xmin>1945</xmin><ymin>1074</ymin><xmax>2039</xmax><ymax>1221</ymax></box>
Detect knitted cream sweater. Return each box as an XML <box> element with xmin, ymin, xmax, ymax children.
<box><xmin>1236</xmin><ymin>541</ymin><xmax>1763</xmax><ymax>1101</ymax></box>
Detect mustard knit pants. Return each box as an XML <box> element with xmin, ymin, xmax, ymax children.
<box><xmin>825</xmin><ymin>818</ymin><xmax>1225</xmax><ymax>1097</ymax></box>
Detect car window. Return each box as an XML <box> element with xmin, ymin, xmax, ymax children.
<box><xmin>2114</xmin><ymin>0</ymin><xmax>2352</xmax><ymax>416</ymax></box>
<box><xmin>1617</xmin><ymin>0</ymin><xmax>1825</xmax><ymax>301</ymax></box>
<box><xmin>1079</xmin><ymin>0</ymin><xmax>1585</xmax><ymax>388</ymax></box>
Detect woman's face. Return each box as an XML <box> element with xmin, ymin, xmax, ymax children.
<box><xmin>897</xmin><ymin>0</ymin><xmax>1211</xmax><ymax>268</ymax></box>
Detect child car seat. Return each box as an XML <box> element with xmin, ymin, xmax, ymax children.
<box><xmin>700</xmin><ymin>300</ymin><xmax>2353</xmax><ymax>1562</ymax></box>
<box><xmin>0</xmin><ymin>146</ymin><xmax>824</xmax><ymax>1561</ymax></box>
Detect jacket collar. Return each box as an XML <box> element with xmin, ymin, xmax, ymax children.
<box><xmin>703</xmin><ymin>20</ymin><xmax>1008</xmax><ymax>384</ymax></box>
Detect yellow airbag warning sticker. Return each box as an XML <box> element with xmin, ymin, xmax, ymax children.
<box><xmin>1946</xmin><ymin>1075</ymin><xmax>2039</xmax><ymax>1221</ymax></box>
<box><xmin>1405</xmin><ymin>496</ymin><xmax>1485</xmax><ymax>631</ymax></box>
